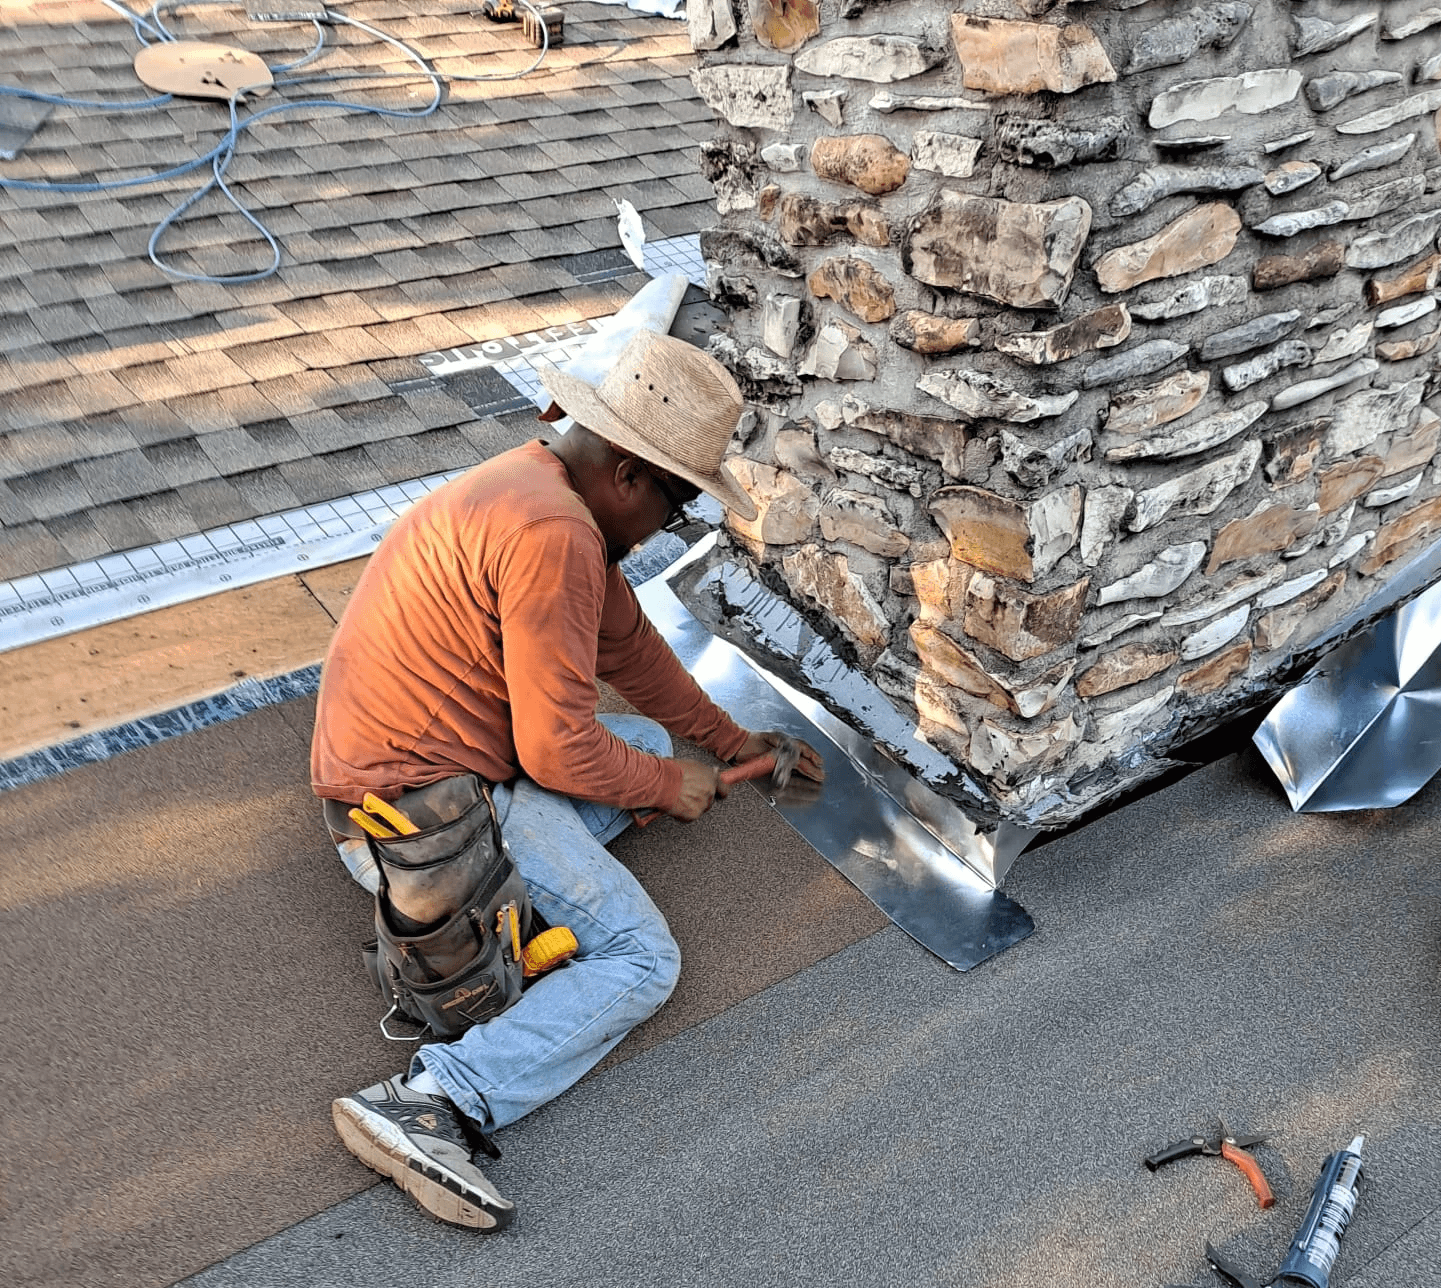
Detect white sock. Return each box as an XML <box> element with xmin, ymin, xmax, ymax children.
<box><xmin>406</xmin><ymin>1068</ymin><xmax>446</xmax><ymax>1097</ymax></box>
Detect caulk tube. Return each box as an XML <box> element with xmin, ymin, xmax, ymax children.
<box><xmin>1278</xmin><ymin>1136</ymin><xmax>1365</xmax><ymax>1288</ymax></box>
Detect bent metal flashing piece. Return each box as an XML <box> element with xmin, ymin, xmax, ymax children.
<box><xmin>638</xmin><ymin>541</ymin><xmax>1034</xmax><ymax>971</ymax></box>
<box><xmin>1255</xmin><ymin>574</ymin><xmax>1441</xmax><ymax>811</ymax></box>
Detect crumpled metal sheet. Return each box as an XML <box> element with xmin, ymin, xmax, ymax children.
<box><xmin>1255</xmin><ymin>575</ymin><xmax>1441</xmax><ymax>811</ymax></box>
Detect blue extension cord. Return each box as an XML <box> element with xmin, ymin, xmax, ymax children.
<box><xmin>0</xmin><ymin>0</ymin><xmax>550</xmax><ymax>284</ymax></box>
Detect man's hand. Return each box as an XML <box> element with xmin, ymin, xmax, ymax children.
<box><xmin>667</xmin><ymin>757</ymin><xmax>730</xmax><ymax>821</ymax></box>
<box><xmin>733</xmin><ymin>729</ymin><xmax>826</xmax><ymax>783</ymax></box>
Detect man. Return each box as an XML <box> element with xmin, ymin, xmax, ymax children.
<box><xmin>311</xmin><ymin>330</ymin><xmax>823</xmax><ymax>1230</ymax></box>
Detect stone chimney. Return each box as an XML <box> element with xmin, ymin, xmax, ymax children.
<box><xmin>686</xmin><ymin>0</ymin><xmax>1441</xmax><ymax>826</ymax></box>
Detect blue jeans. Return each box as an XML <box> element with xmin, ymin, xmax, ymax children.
<box><xmin>406</xmin><ymin>715</ymin><xmax>682</xmax><ymax>1133</ymax></box>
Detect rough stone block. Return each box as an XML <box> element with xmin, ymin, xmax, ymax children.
<box><xmin>798</xmin><ymin>320</ymin><xmax>876</xmax><ymax>381</ymax></box>
<box><xmin>1077</xmin><ymin>643</ymin><xmax>1177</xmax><ymax>698</ymax></box>
<box><xmin>909</xmin><ymin>555</ymin><xmax>973</xmax><ymax>622</ymax></box>
<box><xmin>1080</xmin><ymin>610</ymin><xmax>1164</xmax><ymax>650</ymax></box>
<box><xmin>929</xmin><ymin>484</ymin><xmax>1082</xmax><ymax>582</ymax></box>
<box><xmin>1335</xmin><ymin>87</ymin><xmax>1441</xmax><ymax>135</ymax></box>
<box><xmin>761</xmin><ymin>143</ymin><xmax>807</xmax><ymax>173</ymax></box>
<box><xmin>775</xmin><ymin>426</ymin><xmax>834</xmax><ymax>481</ymax></box>
<box><xmin>838</xmin><ymin>397</ymin><xmax>971</xmax><ymax>477</ymax></box>
<box><xmin>778</xmin><ymin>194</ymin><xmax>889</xmax><ymax>249</ymax></box>
<box><xmin>1382</xmin><ymin>410</ymin><xmax>1441</xmax><ymax>476</ymax></box>
<box><xmin>1255</xmin><ymin>570</ymin><xmax>1345</xmax><ymax>649</ymax></box>
<box><xmin>727</xmin><ymin>459</ymin><xmax>819</xmax><ymax>549</ymax></box>
<box><xmin>1110</xmin><ymin>164</ymin><xmax>1263</xmax><ymax>218</ymax></box>
<box><xmin>1101</xmin><ymin>370</ymin><xmax>1210</xmax><ymax>434</ymax></box>
<box><xmin>1359</xmin><ymin>493</ymin><xmax>1441</xmax><ymax>573</ymax></box>
<box><xmin>829</xmin><ymin>447</ymin><xmax>925</xmax><ymax>496</ymax></box>
<box><xmin>905</xmin><ymin>192</ymin><xmax>1092</xmax><ymax>310</ymax></box>
<box><xmin>690</xmin><ymin>65</ymin><xmax>793</xmax><ymax>132</ymax></box>
<box><xmin>969</xmin><ymin>712</ymin><xmax>1082</xmax><ymax>784</ymax></box>
<box><xmin>1097</xmin><ymin>541</ymin><xmax>1207</xmax><ymax>605</ymax></box>
<box><xmin>1306</xmin><ymin>70</ymin><xmax>1402</xmax><ymax>112</ymax></box>
<box><xmin>795</xmin><ymin>35</ymin><xmax>944</xmax><ymax>83</ymax></box>
<box><xmin>1263</xmin><ymin>418</ymin><xmax>1327</xmax><ymax>484</ymax></box>
<box><xmin>1126</xmin><ymin>3</ymin><xmax>1253</xmax><ymax>74</ymax></box>
<box><xmin>910</xmin><ymin>621</ymin><xmax>1014</xmax><ymax>712</ymax></box>
<box><xmin>1251</xmin><ymin>202</ymin><xmax>1349</xmax><ymax>238</ymax></box>
<box><xmin>950</xmin><ymin>16</ymin><xmax>1116</xmax><ymax>95</ymax></box>
<box><xmin>688</xmin><ymin>0</ymin><xmax>738</xmax><ymax>50</ymax></box>
<box><xmin>748</xmin><ymin>0</ymin><xmax>819</xmax><ymax>53</ymax></box>
<box><xmin>1377</xmin><ymin>327</ymin><xmax>1441</xmax><ymax>361</ymax></box>
<box><xmin>803</xmin><ymin>90</ymin><xmax>847</xmax><ymax>128</ymax></box>
<box><xmin>890</xmin><ymin>312</ymin><xmax>981</xmax><ymax>355</ymax></box>
<box><xmin>1149</xmin><ymin>68</ymin><xmax>1301</xmax><ymax>127</ymax></box>
<box><xmin>1326</xmin><ymin>380</ymin><xmax>1425</xmax><ymax>458</ymax></box>
<box><xmin>993</xmin><ymin>115</ymin><xmax>1130</xmax><ymax>167</ymax></box>
<box><xmin>1105</xmin><ymin>401</ymin><xmax>1266</xmax><ymax>462</ymax></box>
<box><xmin>1160</xmin><ymin>568</ymin><xmax>1281</xmax><ymax>627</ymax></box>
<box><xmin>910</xmin><ymin>624</ymin><xmax>1074</xmax><ymax>718</ymax></box>
<box><xmin>762</xmin><ymin>293</ymin><xmax>802</xmax><ymax>358</ymax></box>
<box><xmin>1364</xmin><ymin>472</ymin><xmax>1424</xmax><ymax>507</ymax></box>
<box><xmin>1177</xmin><ymin>641</ymin><xmax>1251</xmax><ymax>694</ymax></box>
<box><xmin>781</xmin><ymin>543</ymin><xmax>890</xmax><ymax>660</ymax></box>
<box><xmin>1080</xmin><ymin>485</ymin><xmax>1133</xmax><ymax>567</ymax></box>
<box><xmin>1384</xmin><ymin>8</ymin><xmax>1441</xmax><ymax>39</ymax></box>
<box><xmin>1264</xmin><ymin>161</ymin><xmax>1323</xmax><ymax>195</ymax></box>
<box><xmin>919</xmin><ymin>368</ymin><xmax>1079</xmax><ymax>422</ymax></box>
<box><xmin>810</xmin><ymin>135</ymin><xmax>910</xmax><ymax>196</ymax></box>
<box><xmin>1313</xmin><ymin>322</ymin><xmax>1373</xmax><ymax>364</ymax></box>
<box><xmin>1345</xmin><ymin>210</ymin><xmax>1441</xmax><ymax>270</ymax></box>
<box><xmin>1317</xmin><ymin>455</ymin><xmax>1385</xmax><ymax>512</ymax></box>
<box><xmin>994</xmin><ymin>304</ymin><xmax>1131</xmax><ymax>365</ymax></box>
<box><xmin>1082</xmin><ymin>340</ymin><xmax>1188</xmax><ymax>389</ymax></box>
<box><xmin>911</xmin><ymin>131</ymin><xmax>983</xmax><ymax>180</ymax></box>
<box><xmin>1365</xmin><ymin>252</ymin><xmax>1441</xmax><ymax>306</ymax></box>
<box><xmin>807</xmin><ymin>256</ymin><xmax>896</xmax><ymax>323</ymax></box>
<box><xmin>819</xmin><ymin>487</ymin><xmax>910</xmax><ymax>557</ymax></box>
<box><xmin>1220</xmin><ymin>340</ymin><xmax>1312</xmax><ymax>393</ymax></box>
<box><xmin>1250</xmin><ymin>242</ymin><xmax>1348</xmax><ymax>289</ymax></box>
<box><xmin>1180</xmin><ymin>603</ymin><xmax>1250</xmax><ymax>660</ymax></box>
<box><xmin>1127</xmin><ymin>439</ymin><xmax>1261</xmax><ymax>531</ymax></box>
<box><xmin>999</xmin><ymin>426</ymin><xmax>1092</xmax><ymax>488</ymax></box>
<box><xmin>1271</xmin><ymin>359</ymin><xmax>1380</xmax><ymax>412</ymax></box>
<box><xmin>1207</xmin><ymin>503</ymin><xmax>1321</xmax><ymax>573</ymax></box>
<box><xmin>914</xmin><ymin>679</ymin><xmax>972</xmax><ymax>764</ymax></box>
<box><xmin>1341</xmin><ymin>175</ymin><xmax>1426</xmax><ymax>223</ymax></box>
<box><xmin>1200</xmin><ymin>310</ymin><xmax>1302</xmax><ymax>362</ymax></box>
<box><xmin>963</xmin><ymin>573</ymin><xmax>1090</xmax><ymax>662</ymax></box>
<box><xmin>1131</xmin><ymin>275</ymin><xmax>1247</xmax><ymax>320</ymax></box>
<box><xmin>1095</xmin><ymin>203</ymin><xmax>1242</xmax><ymax>293</ymax></box>
<box><xmin>1375</xmin><ymin>297</ymin><xmax>1438</xmax><ymax>330</ymax></box>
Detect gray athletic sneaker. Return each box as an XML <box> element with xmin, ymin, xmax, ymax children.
<box><xmin>332</xmin><ymin>1077</ymin><xmax>515</xmax><ymax>1230</ymax></box>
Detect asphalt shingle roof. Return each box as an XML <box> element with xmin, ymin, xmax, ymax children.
<box><xmin>0</xmin><ymin>0</ymin><xmax>714</xmax><ymax>580</ymax></box>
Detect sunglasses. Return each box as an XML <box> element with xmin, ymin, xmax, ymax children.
<box><xmin>643</xmin><ymin>462</ymin><xmax>701</xmax><ymax>532</ymax></box>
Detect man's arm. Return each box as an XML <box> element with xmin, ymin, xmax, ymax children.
<box><xmin>594</xmin><ymin>563</ymin><xmax>751</xmax><ymax>764</ymax></box>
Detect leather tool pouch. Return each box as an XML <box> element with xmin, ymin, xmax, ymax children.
<box><xmin>355</xmin><ymin>776</ymin><xmax>536</xmax><ymax>1041</ymax></box>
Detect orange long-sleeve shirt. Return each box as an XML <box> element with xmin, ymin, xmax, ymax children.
<box><xmin>311</xmin><ymin>440</ymin><xmax>748</xmax><ymax>810</ymax></box>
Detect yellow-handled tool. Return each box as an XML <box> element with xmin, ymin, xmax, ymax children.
<box><xmin>348</xmin><ymin>807</ymin><xmax>396</xmax><ymax>840</ymax></box>
<box><xmin>361</xmin><ymin>792</ymin><xmax>420</xmax><ymax>836</ymax></box>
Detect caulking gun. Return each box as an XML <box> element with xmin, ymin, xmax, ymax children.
<box><xmin>1276</xmin><ymin>1135</ymin><xmax>1365</xmax><ymax>1288</ymax></box>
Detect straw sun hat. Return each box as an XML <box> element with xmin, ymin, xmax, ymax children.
<box><xmin>534</xmin><ymin>330</ymin><xmax>758</xmax><ymax>521</ymax></box>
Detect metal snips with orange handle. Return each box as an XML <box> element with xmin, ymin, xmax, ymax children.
<box><xmin>1144</xmin><ymin>1117</ymin><xmax>1275</xmax><ymax>1209</ymax></box>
